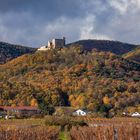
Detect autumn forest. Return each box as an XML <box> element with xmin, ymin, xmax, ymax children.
<box><xmin>0</xmin><ymin>45</ymin><xmax>140</xmax><ymax>117</ymax></box>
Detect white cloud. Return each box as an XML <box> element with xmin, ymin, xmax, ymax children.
<box><xmin>80</xmin><ymin>15</ymin><xmax>95</xmax><ymax>39</ymax></box>
<box><xmin>79</xmin><ymin>0</ymin><xmax>107</xmax><ymax>13</ymax></box>
<box><xmin>42</xmin><ymin>14</ymin><xmax>112</xmax><ymax>45</ymax></box>
<box><xmin>42</xmin><ymin>16</ymin><xmax>82</xmax><ymax>44</ymax></box>
<box><xmin>109</xmin><ymin>0</ymin><xmax>140</xmax><ymax>14</ymax></box>
<box><xmin>80</xmin><ymin>14</ymin><xmax>111</xmax><ymax>40</ymax></box>
<box><xmin>109</xmin><ymin>0</ymin><xmax>128</xmax><ymax>14</ymax></box>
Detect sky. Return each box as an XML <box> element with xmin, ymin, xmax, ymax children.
<box><xmin>0</xmin><ymin>0</ymin><xmax>140</xmax><ymax>47</ymax></box>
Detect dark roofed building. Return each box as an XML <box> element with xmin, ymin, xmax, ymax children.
<box><xmin>0</xmin><ymin>106</ymin><xmax>40</xmax><ymax>118</ymax></box>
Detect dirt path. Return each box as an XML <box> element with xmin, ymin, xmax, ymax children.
<box><xmin>59</xmin><ymin>131</ymin><xmax>68</xmax><ymax>140</ymax></box>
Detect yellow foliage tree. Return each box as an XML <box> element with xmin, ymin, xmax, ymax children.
<box><xmin>30</xmin><ymin>98</ymin><xmax>38</xmax><ymax>107</ymax></box>
<box><xmin>51</xmin><ymin>94</ymin><xmax>59</xmax><ymax>106</ymax></box>
<box><xmin>87</xmin><ymin>103</ymin><xmax>95</xmax><ymax>111</ymax></box>
<box><xmin>103</xmin><ymin>96</ymin><xmax>110</xmax><ymax>105</ymax></box>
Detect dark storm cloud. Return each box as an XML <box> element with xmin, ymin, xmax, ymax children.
<box><xmin>0</xmin><ymin>0</ymin><xmax>83</xmax><ymax>19</ymax></box>
<box><xmin>0</xmin><ymin>0</ymin><xmax>140</xmax><ymax>47</ymax></box>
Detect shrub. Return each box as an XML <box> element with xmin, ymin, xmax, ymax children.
<box><xmin>45</xmin><ymin>116</ymin><xmax>87</xmax><ymax>131</ymax></box>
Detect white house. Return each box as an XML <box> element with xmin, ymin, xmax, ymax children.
<box><xmin>131</xmin><ymin>112</ymin><xmax>140</xmax><ymax>117</ymax></box>
<box><xmin>73</xmin><ymin>109</ymin><xmax>88</xmax><ymax>116</ymax></box>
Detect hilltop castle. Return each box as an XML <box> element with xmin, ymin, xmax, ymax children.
<box><xmin>38</xmin><ymin>37</ymin><xmax>66</xmax><ymax>51</ymax></box>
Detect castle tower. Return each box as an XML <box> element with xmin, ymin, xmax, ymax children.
<box><xmin>48</xmin><ymin>37</ymin><xmax>66</xmax><ymax>49</ymax></box>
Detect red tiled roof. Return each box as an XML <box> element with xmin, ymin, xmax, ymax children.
<box><xmin>0</xmin><ymin>106</ymin><xmax>39</xmax><ymax>111</ymax></box>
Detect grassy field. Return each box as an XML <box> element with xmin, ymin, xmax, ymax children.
<box><xmin>0</xmin><ymin>117</ymin><xmax>140</xmax><ymax>140</ymax></box>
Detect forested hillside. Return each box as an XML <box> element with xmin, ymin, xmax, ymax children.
<box><xmin>68</xmin><ymin>40</ymin><xmax>137</xmax><ymax>55</ymax></box>
<box><xmin>0</xmin><ymin>42</ymin><xmax>36</xmax><ymax>64</ymax></box>
<box><xmin>0</xmin><ymin>46</ymin><xmax>140</xmax><ymax>117</ymax></box>
<box><xmin>123</xmin><ymin>46</ymin><xmax>140</xmax><ymax>63</ymax></box>
<box><xmin>0</xmin><ymin>40</ymin><xmax>138</xmax><ymax>64</ymax></box>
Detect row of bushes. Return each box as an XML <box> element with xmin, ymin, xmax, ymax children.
<box><xmin>45</xmin><ymin>116</ymin><xmax>87</xmax><ymax>131</ymax></box>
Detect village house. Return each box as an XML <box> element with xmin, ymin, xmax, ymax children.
<box><xmin>73</xmin><ymin>109</ymin><xmax>88</xmax><ymax>116</ymax></box>
<box><xmin>0</xmin><ymin>106</ymin><xmax>40</xmax><ymax>118</ymax></box>
<box><xmin>38</xmin><ymin>37</ymin><xmax>66</xmax><ymax>51</ymax></box>
<box><xmin>131</xmin><ymin>112</ymin><xmax>140</xmax><ymax>117</ymax></box>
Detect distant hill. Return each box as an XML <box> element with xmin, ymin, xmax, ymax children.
<box><xmin>0</xmin><ymin>42</ymin><xmax>36</xmax><ymax>64</ymax></box>
<box><xmin>0</xmin><ymin>46</ymin><xmax>140</xmax><ymax>117</ymax></box>
<box><xmin>123</xmin><ymin>46</ymin><xmax>140</xmax><ymax>63</ymax></box>
<box><xmin>0</xmin><ymin>40</ymin><xmax>138</xmax><ymax>64</ymax></box>
<box><xmin>67</xmin><ymin>40</ymin><xmax>138</xmax><ymax>55</ymax></box>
